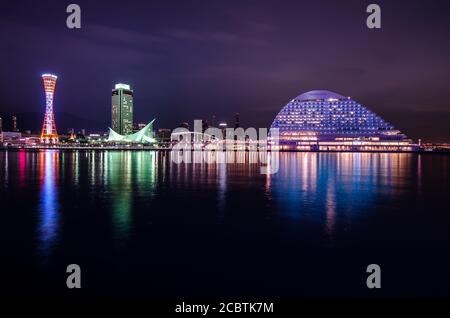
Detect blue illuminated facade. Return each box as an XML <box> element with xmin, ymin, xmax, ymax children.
<box><xmin>270</xmin><ymin>90</ymin><xmax>417</xmax><ymax>151</ymax></box>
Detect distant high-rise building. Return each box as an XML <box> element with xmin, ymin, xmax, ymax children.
<box><xmin>40</xmin><ymin>74</ymin><xmax>59</xmax><ymax>143</ymax></box>
<box><xmin>112</xmin><ymin>83</ymin><xmax>133</xmax><ymax>135</ymax></box>
<box><xmin>219</xmin><ymin>122</ymin><xmax>227</xmax><ymax>138</ymax></box>
<box><xmin>235</xmin><ymin>113</ymin><xmax>240</xmax><ymax>129</ymax></box>
<box><xmin>201</xmin><ymin>120</ymin><xmax>209</xmax><ymax>133</ymax></box>
<box><xmin>132</xmin><ymin>122</ymin><xmax>146</xmax><ymax>132</ymax></box>
<box><xmin>0</xmin><ymin>117</ymin><xmax>3</xmax><ymax>133</ymax></box>
<box><xmin>12</xmin><ymin>115</ymin><xmax>18</xmax><ymax>132</ymax></box>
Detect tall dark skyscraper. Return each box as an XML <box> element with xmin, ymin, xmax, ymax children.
<box><xmin>201</xmin><ymin>119</ymin><xmax>209</xmax><ymax>133</ymax></box>
<box><xmin>235</xmin><ymin>113</ymin><xmax>240</xmax><ymax>129</ymax></box>
<box><xmin>219</xmin><ymin>122</ymin><xmax>227</xmax><ymax>138</ymax></box>
<box><xmin>112</xmin><ymin>83</ymin><xmax>133</xmax><ymax>135</ymax></box>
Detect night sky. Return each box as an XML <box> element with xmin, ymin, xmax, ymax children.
<box><xmin>1</xmin><ymin>0</ymin><xmax>450</xmax><ymax>141</ymax></box>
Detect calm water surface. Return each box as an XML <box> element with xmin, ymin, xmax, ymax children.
<box><xmin>1</xmin><ymin>150</ymin><xmax>449</xmax><ymax>298</ymax></box>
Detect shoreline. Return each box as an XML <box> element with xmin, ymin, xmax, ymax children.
<box><xmin>0</xmin><ymin>146</ymin><xmax>449</xmax><ymax>154</ymax></box>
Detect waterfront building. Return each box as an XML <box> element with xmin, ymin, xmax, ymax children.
<box><xmin>270</xmin><ymin>90</ymin><xmax>417</xmax><ymax>151</ymax></box>
<box><xmin>1</xmin><ymin>131</ymin><xmax>22</xmax><ymax>144</ymax></box>
<box><xmin>157</xmin><ymin>128</ymin><xmax>172</xmax><ymax>143</ymax></box>
<box><xmin>40</xmin><ymin>74</ymin><xmax>59</xmax><ymax>143</ymax></box>
<box><xmin>0</xmin><ymin>117</ymin><xmax>2</xmax><ymax>132</ymax></box>
<box><xmin>86</xmin><ymin>134</ymin><xmax>102</xmax><ymax>143</ymax></box>
<box><xmin>112</xmin><ymin>83</ymin><xmax>133</xmax><ymax>135</ymax></box>
<box><xmin>107</xmin><ymin>119</ymin><xmax>156</xmax><ymax>144</ymax></box>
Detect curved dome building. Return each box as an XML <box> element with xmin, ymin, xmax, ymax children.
<box><xmin>270</xmin><ymin>90</ymin><xmax>416</xmax><ymax>151</ymax></box>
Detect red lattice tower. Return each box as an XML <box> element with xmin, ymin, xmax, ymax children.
<box><xmin>40</xmin><ymin>74</ymin><xmax>59</xmax><ymax>144</ymax></box>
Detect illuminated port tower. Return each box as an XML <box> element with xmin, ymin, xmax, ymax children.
<box><xmin>40</xmin><ymin>74</ymin><xmax>59</xmax><ymax>144</ymax></box>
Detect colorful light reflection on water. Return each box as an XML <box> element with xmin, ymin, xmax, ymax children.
<box><xmin>0</xmin><ymin>150</ymin><xmax>449</xmax><ymax>297</ymax></box>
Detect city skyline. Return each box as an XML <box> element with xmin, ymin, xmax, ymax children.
<box><xmin>1</xmin><ymin>0</ymin><xmax>450</xmax><ymax>142</ymax></box>
<box><xmin>1</xmin><ymin>72</ymin><xmax>449</xmax><ymax>143</ymax></box>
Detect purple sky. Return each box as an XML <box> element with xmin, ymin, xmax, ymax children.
<box><xmin>1</xmin><ymin>0</ymin><xmax>450</xmax><ymax>141</ymax></box>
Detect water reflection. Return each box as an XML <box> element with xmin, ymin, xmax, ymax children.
<box><xmin>38</xmin><ymin>151</ymin><xmax>60</xmax><ymax>257</ymax></box>
<box><xmin>325</xmin><ymin>175</ymin><xmax>336</xmax><ymax>239</ymax></box>
<box><xmin>3</xmin><ymin>151</ymin><xmax>8</xmax><ymax>187</ymax></box>
<box><xmin>217</xmin><ymin>162</ymin><xmax>227</xmax><ymax>223</ymax></box>
<box><xmin>0</xmin><ymin>150</ymin><xmax>425</xmax><ymax>255</ymax></box>
<box><xmin>2</xmin><ymin>150</ymin><xmax>450</xmax><ymax>297</ymax></box>
<box><xmin>103</xmin><ymin>151</ymin><xmax>157</xmax><ymax>244</ymax></box>
<box><xmin>106</xmin><ymin>152</ymin><xmax>133</xmax><ymax>242</ymax></box>
<box><xmin>268</xmin><ymin>153</ymin><xmax>419</xmax><ymax>240</ymax></box>
<box><xmin>19</xmin><ymin>150</ymin><xmax>26</xmax><ymax>188</ymax></box>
